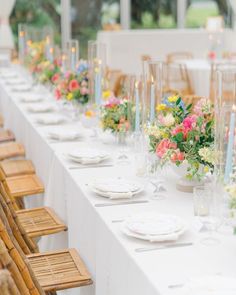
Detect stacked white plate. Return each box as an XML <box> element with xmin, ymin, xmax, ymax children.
<box><xmin>11</xmin><ymin>84</ymin><xmax>32</xmax><ymax>92</ymax></box>
<box><xmin>122</xmin><ymin>213</ymin><xmax>186</xmax><ymax>242</ymax></box>
<box><xmin>67</xmin><ymin>149</ymin><xmax>109</xmax><ymax>165</ymax></box>
<box><xmin>0</xmin><ymin>72</ymin><xmax>18</xmax><ymax>79</ymax></box>
<box><xmin>48</xmin><ymin>129</ymin><xmax>80</xmax><ymax>141</ymax></box>
<box><xmin>27</xmin><ymin>103</ymin><xmax>55</xmax><ymax>113</ymax></box>
<box><xmin>35</xmin><ymin>114</ymin><xmax>66</xmax><ymax>125</ymax></box>
<box><xmin>91</xmin><ymin>178</ymin><xmax>143</xmax><ymax>199</ymax></box>
<box><xmin>20</xmin><ymin>94</ymin><xmax>44</xmax><ymax>103</ymax></box>
<box><xmin>178</xmin><ymin>276</ymin><xmax>236</xmax><ymax>295</ymax></box>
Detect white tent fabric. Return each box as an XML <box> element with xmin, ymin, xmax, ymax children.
<box><xmin>0</xmin><ymin>0</ymin><xmax>15</xmax><ymax>50</ymax></box>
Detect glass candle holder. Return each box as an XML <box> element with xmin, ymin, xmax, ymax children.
<box><xmin>18</xmin><ymin>24</ymin><xmax>28</xmax><ymax>64</ymax></box>
<box><xmin>143</xmin><ymin>60</ymin><xmax>163</xmax><ymax>124</ymax></box>
<box><xmin>67</xmin><ymin>39</ymin><xmax>79</xmax><ymax>72</ymax></box>
<box><xmin>43</xmin><ymin>26</ymin><xmax>54</xmax><ymax>61</ymax></box>
<box><xmin>88</xmin><ymin>41</ymin><xmax>107</xmax><ymax>106</ymax></box>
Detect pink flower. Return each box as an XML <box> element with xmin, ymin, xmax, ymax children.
<box><xmin>55</xmin><ymin>89</ymin><xmax>61</xmax><ymax>100</ymax></box>
<box><xmin>156</xmin><ymin>139</ymin><xmax>177</xmax><ymax>158</ymax></box>
<box><xmin>105</xmin><ymin>96</ymin><xmax>121</xmax><ymax>108</ymax></box>
<box><xmin>81</xmin><ymin>80</ymin><xmax>87</xmax><ymax>87</ymax></box>
<box><xmin>183</xmin><ymin>115</ymin><xmax>196</xmax><ymax>131</ymax></box>
<box><xmin>69</xmin><ymin>79</ymin><xmax>80</xmax><ymax>92</ymax></box>
<box><xmin>80</xmin><ymin>87</ymin><xmax>89</xmax><ymax>95</ymax></box>
<box><xmin>170</xmin><ymin>150</ymin><xmax>185</xmax><ymax>163</ymax></box>
<box><xmin>51</xmin><ymin>73</ymin><xmax>60</xmax><ymax>83</ymax></box>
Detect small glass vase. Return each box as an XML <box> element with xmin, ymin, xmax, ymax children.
<box><xmin>116</xmin><ymin>131</ymin><xmax>129</xmax><ymax>163</ymax></box>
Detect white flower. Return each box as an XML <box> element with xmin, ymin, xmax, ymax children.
<box><xmin>162</xmin><ymin>113</ymin><xmax>175</xmax><ymax>127</ymax></box>
<box><xmin>198</xmin><ymin>147</ymin><xmax>215</xmax><ymax>164</ymax></box>
<box><xmin>146</xmin><ymin>125</ymin><xmax>161</xmax><ymax>138</ymax></box>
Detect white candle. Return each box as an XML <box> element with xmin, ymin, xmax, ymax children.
<box><xmin>71</xmin><ymin>47</ymin><xmax>76</xmax><ymax>72</ymax></box>
<box><xmin>224</xmin><ymin>105</ymin><xmax>236</xmax><ymax>183</ymax></box>
<box><xmin>150</xmin><ymin>76</ymin><xmax>155</xmax><ymax>123</ymax></box>
<box><xmin>94</xmin><ymin>59</ymin><xmax>102</xmax><ymax>105</ymax></box>
<box><xmin>19</xmin><ymin>30</ymin><xmax>25</xmax><ymax>63</ymax></box>
<box><xmin>135</xmin><ymin>81</ymin><xmax>140</xmax><ymax>133</ymax></box>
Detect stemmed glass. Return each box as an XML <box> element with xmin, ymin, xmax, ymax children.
<box><xmin>193</xmin><ymin>185</ymin><xmax>222</xmax><ymax>246</ymax></box>
<box><xmin>146</xmin><ymin>153</ymin><xmax>166</xmax><ymax>200</ymax></box>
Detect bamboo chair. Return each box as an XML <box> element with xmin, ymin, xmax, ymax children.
<box><xmin>182</xmin><ymin>95</ymin><xmax>203</xmax><ymax>107</ymax></box>
<box><xmin>105</xmin><ymin>68</ymin><xmax>123</xmax><ymax>94</ymax></box>
<box><xmin>0</xmin><ymin>130</ymin><xmax>15</xmax><ymax>143</ymax></box>
<box><xmin>166</xmin><ymin>52</ymin><xmax>193</xmax><ymax>63</ymax></box>
<box><xmin>0</xmin><ymin>269</ymin><xmax>21</xmax><ymax>295</ymax></box>
<box><xmin>0</xmin><ymin>217</ymin><xmax>44</xmax><ymax>294</ymax></box>
<box><xmin>0</xmin><ymin>183</ymin><xmax>67</xmax><ymax>253</ymax></box>
<box><xmin>0</xmin><ymin>159</ymin><xmax>35</xmax><ymax>180</ymax></box>
<box><xmin>209</xmin><ymin>63</ymin><xmax>236</xmax><ymax>102</ymax></box>
<box><xmin>0</xmin><ymin>142</ymin><xmax>25</xmax><ymax>161</ymax></box>
<box><xmin>0</xmin><ymin>218</ymin><xmax>92</xmax><ymax>293</ymax></box>
<box><xmin>163</xmin><ymin>62</ymin><xmax>194</xmax><ymax>96</ymax></box>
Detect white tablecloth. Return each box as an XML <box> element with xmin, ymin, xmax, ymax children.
<box><xmin>0</xmin><ymin>66</ymin><xmax>236</xmax><ymax>295</ymax></box>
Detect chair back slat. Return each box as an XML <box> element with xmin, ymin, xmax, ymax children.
<box><xmin>0</xmin><ymin>269</ymin><xmax>21</xmax><ymax>295</ymax></box>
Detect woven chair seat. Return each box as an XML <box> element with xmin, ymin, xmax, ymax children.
<box><xmin>0</xmin><ymin>160</ymin><xmax>35</xmax><ymax>180</ymax></box>
<box><xmin>0</xmin><ymin>130</ymin><xmax>15</xmax><ymax>143</ymax></box>
<box><xmin>0</xmin><ymin>143</ymin><xmax>25</xmax><ymax>161</ymax></box>
<box><xmin>27</xmin><ymin>249</ymin><xmax>92</xmax><ymax>292</ymax></box>
<box><xmin>16</xmin><ymin>207</ymin><xmax>67</xmax><ymax>238</ymax></box>
<box><xmin>4</xmin><ymin>174</ymin><xmax>44</xmax><ymax>198</ymax></box>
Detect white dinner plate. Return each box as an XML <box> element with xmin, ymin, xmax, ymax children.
<box><xmin>121</xmin><ymin>213</ymin><xmax>186</xmax><ymax>242</ymax></box>
<box><xmin>27</xmin><ymin>103</ymin><xmax>55</xmax><ymax>113</ymax></box>
<box><xmin>36</xmin><ymin>114</ymin><xmax>66</xmax><ymax>125</ymax></box>
<box><xmin>67</xmin><ymin>149</ymin><xmax>109</xmax><ymax>164</ymax></box>
<box><xmin>48</xmin><ymin>129</ymin><xmax>80</xmax><ymax>141</ymax></box>
<box><xmin>91</xmin><ymin>178</ymin><xmax>143</xmax><ymax>199</ymax></box>
<box><xmin>20</xmin><ymin>95</ymin><xmax>44</xmax><ymax>103</ymax></box>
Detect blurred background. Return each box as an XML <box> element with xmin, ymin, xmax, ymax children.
<box><xmin>10</xmin><ymin>0</ymin><xmax>233</xmax><ymax>57</ymax></box>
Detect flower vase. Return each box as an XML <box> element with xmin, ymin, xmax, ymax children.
<box><xmin>171</xmin><ymin>163</ymin><xmax>204</xmax><ymax>193</ymax></box>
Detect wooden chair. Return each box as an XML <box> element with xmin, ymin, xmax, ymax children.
<box><xmin>166</xmin><ymin>52</ymin><xmax>193</xmax><ymax>63</ymax></box>
<box><xmin>0</xmin><ymin>142</ymin><xmax>25</xmax><ymax>161</ymax></box>
<box><xmin>0</xmin><ymin>217</ymin><xmax>92</xmax><ymax>293</ymax></box>
<box><xmin>209</xmin><ymin>63</ymin><xmax>236</xmax><ymax>102</ymax></box>
<box><xmin>105</xmin><ymin>68</ymin><xmax>123</xmax><ymax>95</ymax></box>
<box><xmin>163</xmin><ymin>62</ymin><xmax>193</xmax><ymax>96</ymax></box>
<box><xmin>0</xmin><ymin>183</ymin><xmax>67</xmax><ymax>253</ymax></box>
<box><xmin>0</xmin><ymin>130</ymin><xmax>15</xmax><ymax>143</ymax></box>
<box><xmin>0</xmin><ymin>269</ymin><xmax>21</xmax><ymax>295</ymax></box>
<box><xmin>182</xmin><ymin>95</ymin><xmax>203</xmax><ymax>107</ymax></box>
<box><xmin>0</xmin><ymin>160</ymin><xmax>35</xmax><ymax>180</ymax></box>
<box><xmin>222</xmin><ymin>52</ymin><xmax>236</xmax><ymax>60</ymax></box>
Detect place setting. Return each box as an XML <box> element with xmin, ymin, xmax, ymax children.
<box><xmin>64</xmin><ymin>148</ymin><xmax>114</xmax><ymax>169</ymax></box>
<box><xmin>34</xmin><ymin>114</ymin><xmax>68</xmax><ymax>126</ymax></box>
<box><xmin>26</xmin><ymin>102</ymin><xmax>57</xmax><ymax>113</ymax></box>
<box><xmin>47</xmin><ymin>128</ymin><xmax>82</xmax><ymax>143</ymax></box>
<box><xmin>19</xmin><ymin>93</ymin><xmax>46</xmax><ymax>103</ymax></box>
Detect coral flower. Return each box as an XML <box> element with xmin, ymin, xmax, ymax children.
<box><xmin>69</xmin><ymin>79</ymin><xmax>80</xmax><ymax>92</ymax></box>
<box><xmin>156</xmin><ymin>139</ymin><xmax>177</xmax><ymax>158</ymax></box>
<box><xmin>51</xmin><ymin>73</ymin><xmax>60</xmax><ymax>83</ymax></box>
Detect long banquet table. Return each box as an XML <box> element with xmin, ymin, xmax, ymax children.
<box><xmin>0</xmin><ymin>65</ymin><xmax>236</xmax><ymax>295</ymax></box>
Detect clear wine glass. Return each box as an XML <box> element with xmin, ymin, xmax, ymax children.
<box><xmin>193</xmin><ymin>185</ymin><xmax>222</xmax><ymax>246</ymax></box>
<box><xmin>146</xmin><ymin>154</ymin><xmax>166</xmax><ymax>200</ymax></box>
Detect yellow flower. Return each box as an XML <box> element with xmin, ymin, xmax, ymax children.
<box><xmin>168</xmin><ymin>95</ymin><xmax>179</xmax><ymax>103</ymax></box>
<box><xmin>85</xmin><ymin>110</ymin><xmax>95</xmax><ymax>117</ymax></box>
<box><xmin>103</xmin><ymin>90</ymin><xmax>112</xmax><ymax>100</ymax></box>
<box><xmin>156</xmin><ymin>104</ymin><xmax>167</xmax><ymax>112</ymax></box>
<box><xmin>204</xmin><ymin>166</ymin><xmax>209</xmax><ymax>173</ymax></box>
<box><xmin>67</xmin><ymin>93</ymin><xmax>73</xmax><ymax>100</ymax></box>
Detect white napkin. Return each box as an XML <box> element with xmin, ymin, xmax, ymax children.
<box><xmin>92</xmin><ymin>179</ymin><xmax>142</xmax><ymax>199</ymax></box>
<box><xmin>68</xmin><ymin>149</ymin><xmax>108</xmax><ymax>164</ymax></box>
<box><xmin>48</xmin><ymin>130</ymin><xmax>80</xmax><ymax>141</ymax></box>
<box><xmin>36</xmin><ymin>115</ymin><xmax>66</xmax><ymax>125</ymax></box>
<box><xmin>0</xmin><ymin>73</ymin><xmax>18</xmax><ymax>79</ymax></box>
<box><xmin>20</xmin><ymin>95</ymin><xmax>44</xmax><ymax>103</ymax></box>
<box><xmin>11</xmin><ymin>84</ymin><xmax>32</xmax><ymax>92</ymax></box>
<box><xmin>126</xmin><ymin>215</ymin><xmax>184</xmax><ymax>236</ymax></box>
<box><xmin>27</xmin><ymin>103</ymin><xmax>55</xmax><ymax>113</ymax></box>
<box><xmin>179</xmin><ymin>276</ymin><xmax>236</xmax><ymax>295</ymax></box>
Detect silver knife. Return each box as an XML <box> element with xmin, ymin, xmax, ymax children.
<box><xmin>135</xmin><ymin>242</ymin><xmax>193</xmax><ymax>253</ymax></box>
<box><xmin>95</xmin><ymin>200</ymin><xmax>149</xmax><ymax>207</ymax></box>
<box><xmin>69</xmin><ymin>163</ymin><xmax>114</xmax><ymax>169</ymax></box>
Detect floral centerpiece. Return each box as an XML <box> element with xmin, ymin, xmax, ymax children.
<box><xmin>25</xmin><ymin>41</ymin><xmax>46</xmax><ymax>74</ymax></box>
<box><xmin>36</xmin><ymin>59</ymin><xmax>61</xmax><ymax>84</ymax></box>
<box><xmin>146</xmin><ymin>95</ymin><xmax>214</xmax><ymax>180</ymax></box>
<box><xmin>100</xmin><ymin>95</ymin><xmax>131</xmax><ymax>134</ymax></box>
<box><xmin>53</xmin><ymin>61</ymin><xmax>89</xmax><ymax>105</ymax></box>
